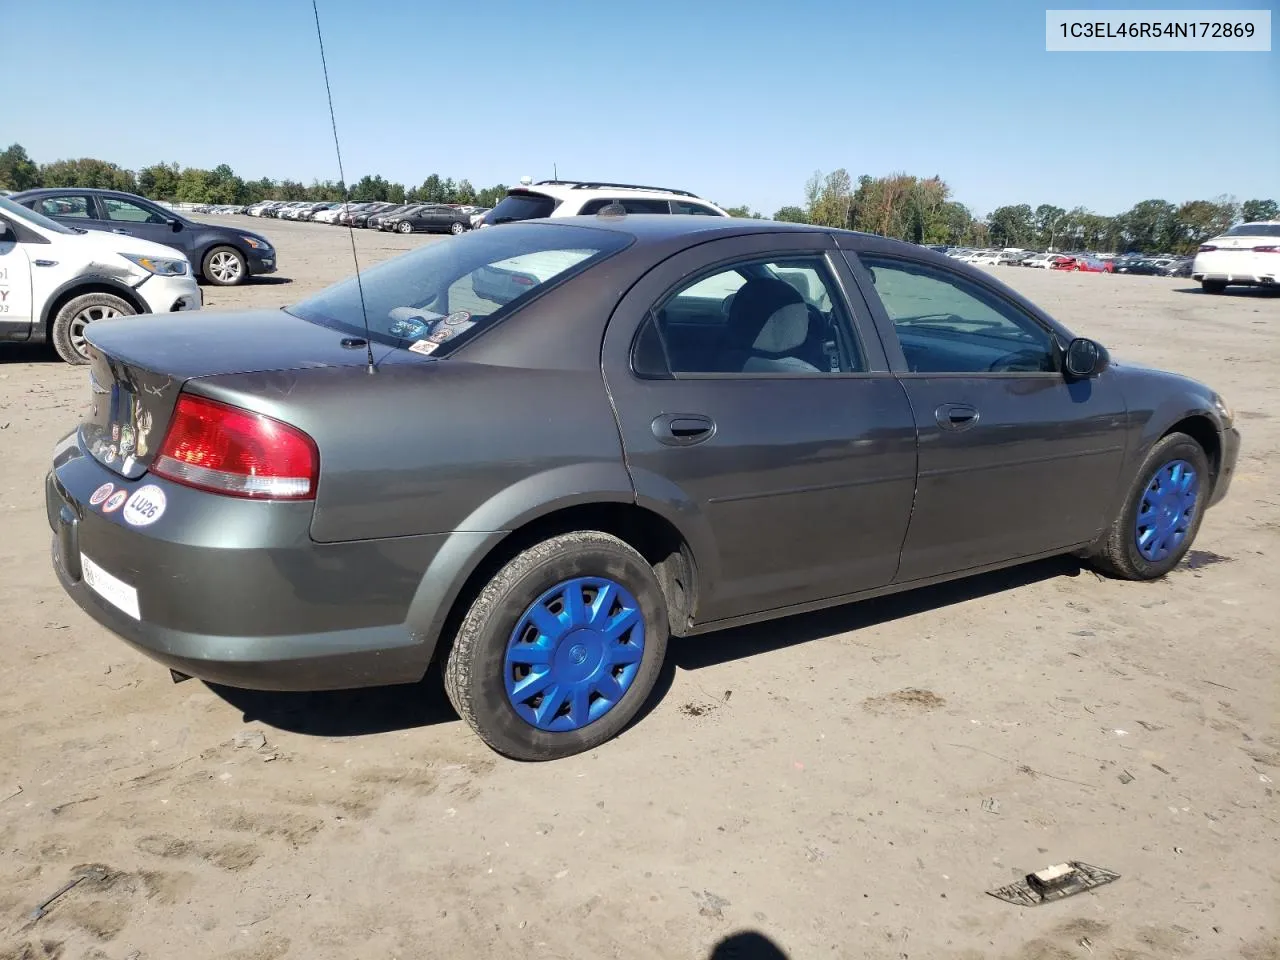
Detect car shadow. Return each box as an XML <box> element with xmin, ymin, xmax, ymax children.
<box><xmin>207</xmin><ymin>556</ymin><xmax>1082</xmax><ymax>740</ymax></box>
<box><xmin>199</xmin><ymin>275</ymin><xmax>292</xmax><ymax>287</ymax></box>
<box><xmin>707</xmin><ymin>931</ymin><xmax>789</xmax><ymax>959</ymax></box>
<box><xmin>1172</xmin><ymin>285</ymin><xmax>1279</xmax><ymax>297</ymax></box>
<box><xmin>0</xmin><ymin>342</ymin><xmax>61</xmax><ymax>365</ymax></box>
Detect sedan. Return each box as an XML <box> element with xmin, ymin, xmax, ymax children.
<box><xmin>47</xmin><ymin>216</ymin><xmax>1240</xmax><ymax>761</ymax></box>
<box><xmin>11</xmin><ymin>188</ymin><xmax>275</xmax><ymax>286</ymax></box>
<box><xmin>386</xmin><ymin>204</ymin><xmax>472</xmax><ymax>235</ymax></box>
<box><xmin>1192</xmin><ymin>220</ymin><xmax>1280</xmax><ymax>293</ymax></box>
<box><xmin>1073</xmin><ymin>257</ymin><xmax>1115</xmax><ymax>273</ymax></box>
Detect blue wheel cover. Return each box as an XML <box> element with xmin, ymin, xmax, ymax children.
<box><xmin>1135</xmin><ymin>458</ymin><xmax>1199</xmax><ymax>563</ymax></box>
<box><xmin>504</xmin><ymin>577</ymin><xmax>646</xmax><ymax>732</ymax></box>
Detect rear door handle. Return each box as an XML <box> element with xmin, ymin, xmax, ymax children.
<box><xmin>652</xmin><ymin>413</ymin><xmax>716</xmax><ymax>446</ymax></box>
<box><xmin>936</xmin><ymin>403</ymin><xmax>979</xmax><ymax>431</ymax></box>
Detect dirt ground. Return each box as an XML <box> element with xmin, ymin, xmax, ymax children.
<box><xmin>1</xmin><ymin>218</ymin><xmax>1276</xmax><ymax>960</ymax></box>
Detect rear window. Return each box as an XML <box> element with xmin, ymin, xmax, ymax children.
<box><xmin>1223</xmin><ymin>223</ymin><xmax>1280</xmax><ymax>238</ymax></box>
<box><xmin>488</xmin><ymin>192</ymin><xmax>558</xmax><ymax>224</ymax></box>
<box><xmin>286</xmin><ymin>223</ymin><xmax>632</xmax><ymax>355</ymax></box>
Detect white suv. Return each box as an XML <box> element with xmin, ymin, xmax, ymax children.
<box><xmin>0</xmin><ymin>196</ymin><xmax>201</xmax><ymax>364</ymax></box>
<box><xmin>1192</xmin><ymin>220</ymin><xmax>1280</xmax><ymax>293</ymax></box>
<box><xmin>478</xmin><ymin>180</ymin><xmax>728</xmax><ymax>226</ymax></box>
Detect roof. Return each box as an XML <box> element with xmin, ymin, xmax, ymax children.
<box><xmin>534</xmin><ymin>212</ymin><xmax>864</xmax><ymax>243</ymax></box>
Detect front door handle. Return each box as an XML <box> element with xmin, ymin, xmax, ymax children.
<box><xmin>652</xmin><ymin>413</ymin><xmax>716</xmax><ymax>446</ymax></box>
<box><xmin>936</xmin><ymin>403</ymin><xmax>979</xmax><ymax>431</ymax></box>
<box><xmin>111</xmin><ymin>228</ymin><xmax>132</xmax><ymax>235</ymax></box>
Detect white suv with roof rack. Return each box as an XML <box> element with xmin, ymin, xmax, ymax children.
<box><xmin>477</xmin><ymin>180</ymin><xmax>728</xmax><ymax>227</ymax></box>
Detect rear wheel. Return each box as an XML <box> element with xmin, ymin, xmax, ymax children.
<box><xmin>398</xmin><ymin>221</ymin><xmax>413</xmax><ymax>234</ymax></box>
<box><xmin>444</xmin><ymin>531</ymin><xmax>669</xmax><ymax>761</ymax></box>
<box><xmin>202</xmin><ymin>246</ymin><xmax>246</xmax><ymax>286</ymax></box>
<box><xmin>450</xmin><ymin>220</ymin><xmax>466</xmax><ymax>236</ymax></box>
<box><xmin>1202</xmin><ymin>279</ymin><xmax>1227</xmax><ymax>294</ymax></box>
<box><xmin>1088</xmin><ymin>432</ymin><xmax>1210</xmax><ymax>580</ymax></box>
<box><xmin>51</xmin><ymin>292</ymin><xmax>135</xmax><ymax>365</ymax></box>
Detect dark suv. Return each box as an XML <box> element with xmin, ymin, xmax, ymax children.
<box><xmin>9</xmin><ymin>188</ymin><xmax>276</xmax><ymax>286</ymax></box>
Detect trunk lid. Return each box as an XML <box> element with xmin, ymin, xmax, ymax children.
<box><xmin>80</xmin><ymin>309</ymin><xmax>393</xmax><ymax>479</ymax></box>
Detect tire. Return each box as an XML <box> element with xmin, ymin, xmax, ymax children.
<box><xmin>444</xmin><ymin>531</ymin><xmax>669</xmax><ymax>761</ymax></box>
<box><xmin>398</xmin><ymin>221</ymin><xmax>413</xmax><ymax>234</ymax></box>
<box><xmin>202</xmin><ymin>246</ymin><xmax>247</xmax><ymax>286</ymax></box>
<box><xmin>1202</xmin><ymin>279</ymin><xmax>1227</xmax><ymax>294</ymax></box>
<box><xmin>449</xmin><ymin>220</ymin><xmax>466</xmax><ymax>236</ymax></box>
<box><xmin>1088</xmin><ymin>432</ymin><xmax>1211</xmax><ymax>581</ymax></box>
<box><xmin>51</xmin><ymin>292</ymin><xmax>135</xmax><ymax>365</ymax></box>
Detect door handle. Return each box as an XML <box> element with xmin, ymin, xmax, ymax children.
<box><xmin>111</xmin><ymin>228</ymin><xmax>132</xmax><ymax>235</ymax></box>
<box><xmin>651</xmin><ymin>413</ymin><xmax>716</xmax><ymax>446</ymax></box>
<box><xmin>935</xmin><ymin>403</ymin><xmax>979</xmax><ymax>431</ymax></box>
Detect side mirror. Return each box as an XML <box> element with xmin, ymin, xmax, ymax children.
<box><xmin>1064</xmin><ymin>337</ymin><xmax>1109</xmax><ymax>378</ymax></box>
<box><xmin>0</xmin><ymin>219</ymin><xmax>13</xmax><ymax>242</ymax></box>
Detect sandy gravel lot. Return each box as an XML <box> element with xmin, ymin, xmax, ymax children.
<box><xmin>1</xmin><ymin>217</ymin><xmax>1276</xmax><ymax>960</ymax></box>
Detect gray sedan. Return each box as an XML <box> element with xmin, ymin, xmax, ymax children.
<box><xmin>47</xmin><ymin>215</ymin><xmax>1241</xmax><ymax>760</ymax></box>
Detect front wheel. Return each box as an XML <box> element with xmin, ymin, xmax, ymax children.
<box><xmin>51</xmin><ymin>292</ymin><xmax>135</xmax><ymax>364</ymax></box>
<box><xmin>450</xmin><ymin>221</ymin><xmax>466</xmax><ymax>235</ymax></box>
<box><xmin>1202</xmin><ymin>279</ymin><xmax>1227</xmax><ymax>294</ymax></box>
<box><xmin>444</xmin><ymin>531</ymin><xmax>669</xmax><ymax>761</ymax></box>
<box><xmin>1087</xmin><ymin>432</ymin><xmax>1211</xmax><ymax>580</ymax></box>
<box><xmin>202</xmin><ymin>246</ymin><xmax>247</xmax><ymax>286</ymax></box>
<box><xmin>398</xmin><ymin>221</ymin><xmax>413</xmax><ymax>234</ymax></box>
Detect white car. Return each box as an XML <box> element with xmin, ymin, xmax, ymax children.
<box><xmin>477</xmin><ymin>180</ymin><xmax>727</xmax><ymax>227</ymax></box>
<box><xmin>1023</xmin><ymin>253</ymin><xmax>1056</xmax><ymax>269</ymax></box>
<box><xmin>1193</xmin><ymin>220</ymin><xmax>1280</xmax><ymax>293</ymax></box>
<box><xmin>968</xmin><ymin>250</ymin><xmax>1002</xmax><ymax>266</ymax></box>
<box><xmin>0</xmin><ymin>196</ymin><xmax>201</xmax><ymax>365</ymax></box>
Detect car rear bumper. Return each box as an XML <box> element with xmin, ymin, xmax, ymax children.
<box><xmin>1192</xmin><ymin>252</ymin><xmax>1278</xmax><ymax>285</ymax></box>
<box><xmin>47</xmin><ymin>432</ymin><xmax>447</xmax><ymax>691</ymax></box>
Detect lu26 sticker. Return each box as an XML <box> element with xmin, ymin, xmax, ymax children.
<box><xmin>89</xmin><ymin>482</ymin><xmax>115</xmax><ymax>506</ymax></box>
<box><xmin>123</xmin><ymin>485</ymin><xmax>167</xmax><ymax>527</ymax></box>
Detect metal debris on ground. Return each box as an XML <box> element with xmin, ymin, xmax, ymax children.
<box><xmin>233</xmin><ymin>730</ymin><xmax>268</xmax><ymax>750</ymax></box>
<box><xmin>1118</xmin><ymin>770</ymin><xmax>1135</xmax><ymax>784</ymax></box>
<box><xmin>2</xmin><ymin>785</ymin><xmax>21</xmax><ymax>803</ymax></box>
<box><xmin>27</xmin><ymin>865</ymin><xmax>109</xmax><ymax>921</ymax></box>
<box><xmin>981</xmin><ymin>797</ymin><xmax>1001</xmax><ymax>814</ymax></box>
<box><xmin>987</xmin><ymin>861</ymin><xmax>1120</xmax><ymax>906</ymax></box>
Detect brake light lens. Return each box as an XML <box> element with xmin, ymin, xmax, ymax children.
<box><xmin>1198</xmin><ymin>244</ymin><xmax>1218</xmax><ymax>252</ymax></box>
<box><xmin>151</xmin><ymin>394</ymin><xmax>318</xmax><ymax>499</ymax></box>
<box><xmin>1254</xmin><ymin>245</ymin><xmax>1280</xmax><ymax>253</ymax></box>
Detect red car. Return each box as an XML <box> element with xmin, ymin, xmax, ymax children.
<box><xmin>1049</xmin><ymin>255</ymin><xmax>1077</xmax><ymax>270</ymax></box>
<box><xmin>1074</xmin><ymin>257</ymin><xmax>1115</xmax><ymax>274</ymax></box>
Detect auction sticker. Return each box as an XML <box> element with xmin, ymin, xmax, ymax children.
<box><xmin>89</xmin><ymin>482</ymin><xmax>115</xmax><ymax>506</ymax></box>
<box><xmin>408</xmin><ymin>340</ymin><xmax>438</xmax><ymax>356</ymax></box>
<box><xmin>102</xmin><ymin>490</ymin><xmax>128</xmax><ymax>513</ymax></box>
<box><xmin>444</xmin><ymin>310</ymin><xmax>471</xmax><ymax>325</ymax></box>
<box><xmin>123</xmin><ymin>485</ymin><xmax>167</xmax><ymax>527</ymax></box>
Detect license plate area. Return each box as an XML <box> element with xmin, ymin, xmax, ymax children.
<box><xmin>81</xmin><ymin>553</ymin><xmax>140</xmax><ymax>620</ymax></box>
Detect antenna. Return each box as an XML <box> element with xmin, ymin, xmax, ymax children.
<box><xmin>312</xmin><ymin>0</ymin><xmax>375</xmax><ymax>374</ymax></box>
<box><xmin>553</xmin><ymin>162</ymin><xmax>558</xmax><ymax>180</ymax></box>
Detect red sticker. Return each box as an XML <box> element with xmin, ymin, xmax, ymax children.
<box><xmin>89</xmin><ymin>482</ymin><xmax>115</xmax><ymax>506</ymax></box>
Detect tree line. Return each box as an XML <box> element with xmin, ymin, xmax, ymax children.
<box><xmin>2</xmin><ymin>144</ymin><xmax>1273</xmax><ymax>255</ymax></box>
<box><xmin>769</xmin><ymin>169</ymin><xmax>1276</xmax><ymax>255</ymax></box>
<box><xmin>0</xmin><ymin>143</ymin><xmax>510</xmax><ymax>210</ymax></box>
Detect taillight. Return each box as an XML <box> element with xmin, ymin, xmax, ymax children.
<box><xmin>1198</xmin><ymin>244</ymin><xmax>1218</xmax><ymax>252</ymax></box>
<box><xmin>1254</xmin><ymin>245</ymin><xmax>1280</xmax><ymax>253</ymax></box>
<box><xmin>151</xmin><ymin>394</ymin><xmax>318</xmax><ymax>500</ymax></box>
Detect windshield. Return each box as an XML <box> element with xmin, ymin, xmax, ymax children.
<box><xmin>286</xmin><ymin>222</ymin><xmax>632</xmax><ymax>355</ymax></box>
<box><xmin>0</xmin><ymin>195</ymin><xmax>81</xmax><ymax>235</ymax></box>
<box><xmin>488</xmin><ymin>192</ymin><xmax>558</xmax><ymax>224</ymax></box>
<box><xmin>1224</xmin><ymin>223</ymin><xmax>1280</xmax><ymax>238</ymax></box>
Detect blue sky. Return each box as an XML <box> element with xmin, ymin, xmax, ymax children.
<box><xmin>7</xmin><ymin>0</ymin><xmax>1276</xmax><ymax>217</ymax></box>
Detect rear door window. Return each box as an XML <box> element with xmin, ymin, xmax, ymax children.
<box><xmin>34</xmin><ymin>194</ymin><xmax>94</xmax><ymax>219</ymax></box>
<box><xmin>672</xmin><ymin>201</ymin><xmax>723</xmax><ymax>216</ymax></box>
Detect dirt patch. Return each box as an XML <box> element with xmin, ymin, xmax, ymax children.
<box><xmin>863</xmin><ymin>688</ymin><xmax>946</xmax><ymax>713</ymax></box>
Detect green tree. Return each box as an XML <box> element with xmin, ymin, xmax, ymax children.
<box><xmin>1241</xmin><ymin>198</ymin><xmax>1278</xmax><ymax>222</ymax></box>
<box><xmin>474</xmin><ymin>184</ymin><xmax>507</xmax><ymax>207</ymax></box>
<box><xmin>987</xmin><ymin>203</ymin><xmax>1034</xmax><ymax>247</ymax></box>
<box><xmin>352</xmin><ymin>174</ymin><xmax>391</xmax><ymax>201</ymax></box>
<box><xmin>0</xmin><ymin>143</ymin><xmax>40</xmax><ymax>191</ymax></box>
<box><xmin>808</xmin><ymin>169</ymin><xmax>852</xmax><ymax>228</ymax></box>
<box><xmin>1173</xmin><ymin>198</ymin><xmax>1239</xmax><ymax>253</ymax></box>
<box><xmin>773</xmin><ymin>205</ymin><xmax>808</xmax><ymax>223</ymax></box>
<box><xmin>1120</xmin><ymin>199</ymin><xmax>1177</xmax><ymax>253</ymax></box>
<box><xmin>419</xmin><ymin>174</ymin><xmax>445</xmax><ymax>203</ymax></box>
<box><xmin>455</xmin><ymin>179</ymin><xmax>477</xmax><ymax>204</ymax></box>
<box><xmin>722</xmin><ymin>205</ymin><xmax>761</xmax><ymax>218</ymax></box>
<box><xmin>387</xmin><ymin>182</ymin><xmax>407</xmax><ymax>204</ymax></box>
<box><xmin>39</xmin><ymin>157</ymin><xmax>136</xmax><ymax>192</ymax></box>
<box><xmin>1033</xmin><ymin>204</ymin><xmax>1066</xmax><ymax>250</ymax></box>
<box><xmin>137</xmin><ymin>162</ymin><xmax>181</xmax><ymax>200</ymax></box>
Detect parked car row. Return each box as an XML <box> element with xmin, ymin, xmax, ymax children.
<box><xmin>935</xmin><ymin>246</ymin><xmax>1194</xmax><ymax>277</ymax></box>
<box><xmin>238</xmin><ymin>200</ymin><xmax>489</xmax><ymax>235</ymax></box>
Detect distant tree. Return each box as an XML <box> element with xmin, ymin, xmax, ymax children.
<box><xmin>39</xmin><ymin>157</ymin><xmax>135</xmax><ymax>192</ymax></box>
<box><xmin>1241</xmin><ymin>198</ymin><xmax>1278</xmax><ymax>222</ymax></box>
<box><xmin>987</xmin><ymin>203</ymin><xmax>1034</xmax><ymax>247</ymax></box>
<box><xmin>722</xmin><ymin>205</ymin><xmax>761</xmax><ymax>218</ymax></box>
<box><xmin>441</xmin><ymin>177</ymin><xmax>457</xmax><ymax>203</ymax></box>
<box><xmin>0</xmin><ymin>143</ymin><xmax>40</xmax><ymax>191</ymax></box>
<box><xmin>809</xmin><ymin>169</ymin><xmax>853</xmax><ymax>228</ymax></box>
<box><xmin>773</xmin><ymin>205</ymin><xmax>808</xmax><ymax>223</ymax></box>
<box><xmin>1119</xmin><ymin>199</ymin><xmax>1177</xmax><ymax>253</ymax></box>
<box><xmin>1173</xmin><ymin>197</ymin><xmax>1239</xmax><ymax>253</ymax></box>
<box><xmin>137</xmin><ymin>162</ymin><xmax>181</xmax><ymax>200</ymax></box>
<box><xmin>455</xmin><ymin>178</ymin><xmax>477</xmax><ymax>204</ymax></box>
<box><xmin>1034</xmin><ymin>204</ymin><xmax>1066</xmax><ymax>250</ymax></box>
<box><xmin>474</xmin><ymin>184</ymin><xmax>507</xmax><ymax>207</ymax></box>
<box><xmin>419</xmin><ymin>174</ymin><xmax>445</xmax><ymax>203</ymax></box>
<box><xmin>387</xmin><ymin>182</ymin><xmax>406</xmax><ymax>204</ymax></box>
